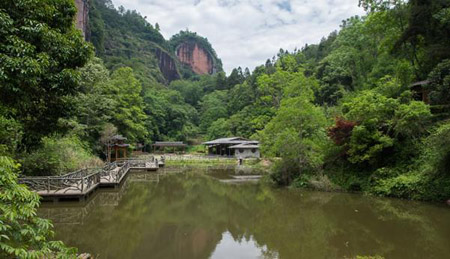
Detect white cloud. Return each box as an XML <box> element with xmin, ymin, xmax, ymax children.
<box><xmin>111</xmin><ymin>0</ymin><xmax>365</xmax><ymax>74</ymax></box>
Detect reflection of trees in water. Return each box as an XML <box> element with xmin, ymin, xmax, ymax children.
<box><xmin>39</xmin><ymin>169</ymin><xmax>450</xmax><ymax>259</ymax></box>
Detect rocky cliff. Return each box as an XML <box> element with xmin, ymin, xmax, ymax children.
<box><xmin>170</xmin><ymin>31</ymin><xmax>223</xmax><ymax>76</ymax></box>
<box><xmin>75</xmin><ymin>0</ymin><xmax>89</xmax><ymax>39</ymax></box>
<box><xmin>176</xmin><ymin>42</ymin><xmax>215</xmax><ymax>75</ymax></box>
<box><xmin>84</xmin><ymin>1</ymin><xmax>222</xmax><ymax>83</ymax></box>
<box><xmin>155</xmin><ymin>48</ymin><xmax>180</xmax><ymax>82</ymax></box>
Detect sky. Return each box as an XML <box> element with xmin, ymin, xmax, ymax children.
<box><xmin>111</xmin><ymin>0</ymin><xmax>366</xmax><ymax>74</ymax></box>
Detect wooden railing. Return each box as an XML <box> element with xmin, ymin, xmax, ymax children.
<box><xmin>19</xmin><ymin>168</ymin><xmax>101</xmax><ymax>194</ymax></box>
<box><xmin>19</xmin><ymin>157</ymin><xmax>158</xmax><ymax>196</ymax></box>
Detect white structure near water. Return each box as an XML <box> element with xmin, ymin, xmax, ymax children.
<box><xmin>230</xmin><ymin>143</ymin><xmax>260</xmax><ymax>159</ymax></box>
<box><xmin>203</xmin><ymin>137</ymin><xmax>260</xmax><ymax>158</ymax></box>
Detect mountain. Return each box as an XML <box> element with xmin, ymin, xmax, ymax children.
<box><xmin>74</xmin><ymin>0</ymin><xmax>222</xmax><ymax>86</ymax></box>
<box><xmin>170</xmin><ymin>30</ymin><xmax>223</xmax><ymax>77</ymax></box>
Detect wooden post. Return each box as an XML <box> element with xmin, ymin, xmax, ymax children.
<box><xmin>124</xmin><ymin>148</ymin><xmax>127</xmax><ymax>159</ymax></box>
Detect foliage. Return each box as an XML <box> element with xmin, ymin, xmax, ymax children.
<box><xmin>338</xmin><ymin>91</ymin><xmax>431</xmax><ymax>166</ymax></box>
<box><xmin>422</xmin><ymin>121</ymin><xmax>450</xmax><ymax>175</ymax></box>
<box><xmin>0</xmin><ymin>156</ymin><xmax>77</xmax><ymax>257</ymax></box>
<box><xmin>0</xmin><ymin>0</ymin><xmax>93</xmax><ymax>149</ymax></box>
<box><xmin>68</xmin><ymin>58</ymin><xmax>115</xmax><ymax>151</ymax></box>
<box><xmin>109</xmin><ymin>67</ymin><xmax>148</xmax><ymax>143</ymax></box>
<box><xmin>328</xmin><ymin>117</ymin><xmax>356</xmax><ymax>146</ymax></box>
<box><xmin>168</xmin><ymin>79</ymin><xmax>204</xmax><ymax>107</ymax></box>
<box><xmin>258</xmin><ymin>96</ymin><xmax>328</xmax><ymax>185</ymax></box>
<box><xmin>0</xmin><ymin>114</ymin><xmax>22</xmax><ymax>156</ymax></box>
<box><xmin>427</xmin><ymin>59</ymin><xmax>450</xmax><ymax>105</ymax></box>
<box><xmin>21</xmin><ymin>135</ymin><xmax>102</xmax><ymax>176</ymax></box>
<box><xmin>144</xmin><ymin>88</ymin><xmax>198</xmax><ymax>141</ymax></box>
<box><xmin>199</xmin><ymin>91</ymin><xmax>229</xmax><ymax>131</ymax></box>
<box><xmin>206</xmin><ymin>118</ymin><xmax>232</xmax><ymax>140</ymax></box>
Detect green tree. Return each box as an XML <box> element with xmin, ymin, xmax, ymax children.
<box><xmin>109</xmin><ymin>67</ymin><xmax>148</xmax><ymax>143</ymax></box>
<box><xmin>206</xmin><ymin>118</ymin><xmax>232</xmax><ymax>140</ymax></box>
<box><xmin>169</xmin><ymin>79</ymin><xmax>204</xmax><ymax>107</ymax></box>
<box><xmin>199</xmin><ymin>91</ymin><xmax>228</xmax><ymax>131</ymax></box>
<box><xmin>0</xmin><ymin>0</ymin><xmax>93</xmax><ymax>149</ymax></box>
<box><xmin>68</xmin><ymin>58</ymin><xmax>115</xmax><ymax>150</ymax></box>
<box><xmin>258</xmin><ymin>96</ymin><xmax>328</xmax><ymax>185</ymax></box>
<box><xmin>144</xmin><ymin>89</ymin><xmax>198</xmax><ymax>141</ymax></box>
<box><xmin>341</xmin><ymin>91</ymin><xmax>431</xmax><ymax>166</ymax></box>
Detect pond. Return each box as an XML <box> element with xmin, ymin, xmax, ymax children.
<box><xmin>39</xmin><ymin>167</ymin><xmax>450</xmax><ymax>259</ymax></box>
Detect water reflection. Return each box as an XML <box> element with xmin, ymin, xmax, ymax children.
<box><xmin>39</xmin><ymin>167</ymin><xmax>450</xmax><ymax>259</ymax></box>
<box><xmin>211</xmin><ymin>232</ymin><xmax>275</xmax><ymax>259</ymax></box>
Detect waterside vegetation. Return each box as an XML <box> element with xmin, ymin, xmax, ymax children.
<box><xmin>1</xmin><ymin>0</ymin><xmax>450</xmax><ymax>256</ymax></box>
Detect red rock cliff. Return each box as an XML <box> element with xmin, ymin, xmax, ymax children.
<box><xmin>75</xmin><ymin>0</ymin><xmax>89</xmax><ymax>39</ymax></box>
<box><xmin>176</xmin><ymin>43</ymin><xmax>214</xmax><ymax>75</ymax></box>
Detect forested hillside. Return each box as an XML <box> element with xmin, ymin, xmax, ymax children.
<box><xmin>1</xmin><ymin>0</ymin><xmax>450</xmax><ymax>256</ymax></box>
<box><xmin>88</xmin><ymin>0</ymin><xmax>223</xmax><ymax>86</ymax></box>
<box><xmin>2</xmin><ymin>0</ymin><xmax>450</xmax><ymax>198</ymax></box>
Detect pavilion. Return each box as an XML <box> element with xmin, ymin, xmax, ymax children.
<box><xmin>108</xmin><ymin>135</ymin><xmax>130</xmax><ymax>162</ymax></box>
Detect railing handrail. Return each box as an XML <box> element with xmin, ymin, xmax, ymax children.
<box><xmin>19</xmin><ymin>158</ymin><xmax>158</xmax><ymax>195</ymax></box>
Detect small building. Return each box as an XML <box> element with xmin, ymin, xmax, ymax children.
<box><xmin>108</xmin><ymin>135</ymin><xmax>130</xmax><ymax>162</ymax></box>
<box><xmin>410</xmin><ymin>80</ymin><xmax>430</xmax><ymax>104</ymax></box>
<box><xmin>229</xmin><ymin>143</ymin><xmax>260</xmax><ymax>159</ymax></box>
<box><xmin>203</xmin><ymin>137</ymin><xmax>259</xmax><ymax>157</ymax></box>
<box><xmin>152</xmin><ymin>141</ymin><xmax>186</xmax><ymax>153</ymax></box>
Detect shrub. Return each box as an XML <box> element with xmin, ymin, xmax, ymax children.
<box><xmin>21</xmin><ymin>135</ymin><xmax>103</xmax><ymax>176</ymax></box>
<box><xmin>371</xmin><ymin>172</ymin><xmax>425</xmax><ymax>199</ymax></box>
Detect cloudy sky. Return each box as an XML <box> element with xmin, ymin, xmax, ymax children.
<box><xmin>111</xmin><ymin>0</ymin><xmax>365</xmax><ymax>74</ymax></box>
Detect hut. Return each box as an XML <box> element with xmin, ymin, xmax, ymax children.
<box><xmin>410</xmin><ymin>80</ymin><xmax>430</xmax><ymax>104</ymax></box>
<box><xmin>203</xmin><ymin>137</ymin><xmax>259</xmax><ymax>157</ymax></box>
<box><xmin>108</xmin><ymin>135</ymin><xmax>129</xmax><ymax>162</ymax></box>
<box><xmin>229</xmin><ymin>143</ymin><xmax>260</xmax><ymax>159</ymax></box>
<box><xmin>152</xmin><ymin>142</ymin><xmax>186</xmax><ymax>153</ymax></box>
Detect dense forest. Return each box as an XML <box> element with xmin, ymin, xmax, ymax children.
<box><xmin>1</xmin><ymin>0</ymin><xmax>450</xmax><ymax>256</ymax></box>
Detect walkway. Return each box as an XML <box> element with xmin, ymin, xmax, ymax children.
<box><xmin>19</xmin><ymin>157</ymin><xmax>162</xmax><ymax>201</ymax></box>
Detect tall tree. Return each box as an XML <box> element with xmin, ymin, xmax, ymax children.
<box><xmin>109</xmin><ymin>67</ymin><xmax>148</xmax><ymax>143</ymax></box>
<box><xmin>0</xmin><ymin>0</ymin><xmax>93</xmax><ymax>149</ymax></box>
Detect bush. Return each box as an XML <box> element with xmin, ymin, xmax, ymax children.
<box><xmin>423</xmin><ymin>121</ymin><xmax>450</xmax><ymax>174</ymax></box>
<box><xmin>21</xmin><ymin>135</ymin><xmax>103</xmax><ymax>176</ymax></box>
<box><xmin>371</xmin><ymin>172</ymin><xmax>425</xmax><ymax>199</ymax></box>
<box><xmin>0</xmin><ymin>156</ymin><xmax>77</xmax><ymax>257</ymax></box>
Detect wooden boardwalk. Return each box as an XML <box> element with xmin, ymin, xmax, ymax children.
<box><xmin>19</xmin><ymin>157</ymin><xmax>162</xmax><ymax>201</ymax></box>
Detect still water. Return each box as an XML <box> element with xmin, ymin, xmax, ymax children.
<box><xmin>39</xmin><ymin>167</ymin><xmax>450</xmax><ymax>259</ymax></box>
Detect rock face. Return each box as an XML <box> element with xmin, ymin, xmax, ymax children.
<box><xmin>75</xmin><ymin>0</ymin><xmax>89</xmax><ymax>39</ymax></box>
<box><xmin>155</xmin><ymin>48</ymin><xmax>180</xmax><ymax>82</ymax></box>
<box><xmin>176</xmin><ymin>43</ymin><xmax>215</xmax><ymax>75</ymax></box>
